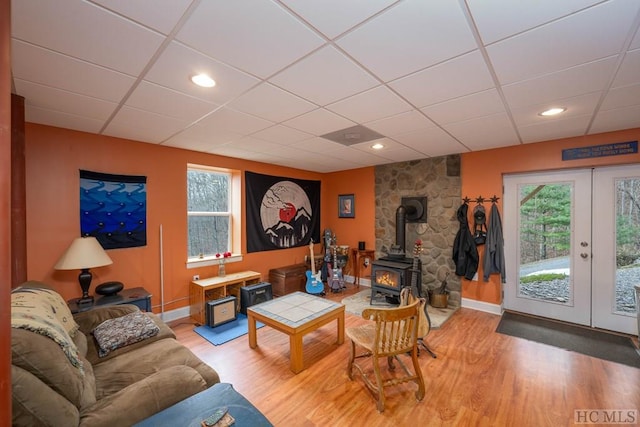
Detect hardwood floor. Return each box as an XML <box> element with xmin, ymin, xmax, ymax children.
<box><xmin>171</xmin><ymin>287</ymin><xmax>640</xmax><ymax>426</ymax></box>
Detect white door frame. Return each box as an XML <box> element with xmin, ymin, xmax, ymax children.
<box><xmin>592</xmin><ymin>164</ymin><xmax>640</xmax><ymax>334</ymax></box>
<box><xmin>504</xmin><ymin>169</ymin><xmax>592</xmax><ymax>326</ymax></box>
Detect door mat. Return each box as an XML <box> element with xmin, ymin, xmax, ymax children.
<box><xmin>341</xmin><ymin>289</ymin><xmax>457</xmax><ymax>329</ymax></box>
<box><xmin>194</xmin><ymin>314</ymin><xmax>264</xmax><ymax>346</ymax></box>
<box><xmin>496</xmin><ymin>311</ymin><xmax>640</xmax><ymax>368</ymax></box>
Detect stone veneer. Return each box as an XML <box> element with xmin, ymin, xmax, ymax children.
<box><xmin>374</xmin><ymin>155</ymin><xmax>461</xmax><ymax>308</ymax></box>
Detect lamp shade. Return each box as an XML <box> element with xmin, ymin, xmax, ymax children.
<box><xmin>54</xmin><ymin>237</ymin><xmax>113</xmax><ymax>270</ymax></box>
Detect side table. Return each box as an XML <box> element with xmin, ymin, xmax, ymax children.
<box><xmin>350</xmin><ymin>248</ymin><xmax>375</xmax><ymax>287</ymax></box>
<box><xmin>68</xmin><ymin>287</ymin><xmax>152</xmax><ymax>314</ymax></box>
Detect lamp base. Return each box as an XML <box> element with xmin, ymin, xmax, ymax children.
<box><xmin>77</xmin><ymin>296</ymin><xmax>94</xmax><ymax>306</ymax></box>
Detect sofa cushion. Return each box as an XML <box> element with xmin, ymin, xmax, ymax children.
<box><xmin>12</xmin><ymin>328</ymin><xmax>97</xmax><ymax>410</ymax></box>
<box><xmin>12</xmin><ymin>364</ymin><xmax>81</xmax><ymax>427</ymax></box>
<box><xmin>79</xmin><ymin>365</ymin><xmax>207</xmax><ymax>427</ymax></box>
<box><xmin>92</xmin><ymin>311</ymin><xmax>160</xmax><ymax>357</ymax></box>
<box><xmin>92</xmin><ymin>338</ymin><xmax>220</xmax><ymax>399</ymax></box>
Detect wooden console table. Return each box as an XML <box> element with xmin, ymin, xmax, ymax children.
<box><xmin>350</xmin><ymin>248</ymin><xmax>375</xmax><ymax>287</ymax></box>
<box><xmin>190</xmin><ymin>271</ymin><xmax>261</xmax><ymax>325</ymax></box>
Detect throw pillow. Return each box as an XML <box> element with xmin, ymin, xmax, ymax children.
<box><xmin>93</xmin><ymin>311</ymin><xmax>159</xmax><ymax>357</ymax></box>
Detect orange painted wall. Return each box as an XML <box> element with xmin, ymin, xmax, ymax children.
<box><xmin>25</xmin><ymin>124</ymin><xmax>337</xmax><ymax>310</ymax></box>
<box><xmin>460</xmin><ymin>128</ymin><xmax>640</xmax><ymax>305</ymax></box>
<box><xmin>323</xmin><ymin>167</ymin><xmax>376</xmax><ymax>249</ymax></box>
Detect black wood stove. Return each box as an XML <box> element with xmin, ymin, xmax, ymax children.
<box><xmin>371</xmin><ymin>198</ymin><xmax>427</xmax><ymax>305</ymax></box>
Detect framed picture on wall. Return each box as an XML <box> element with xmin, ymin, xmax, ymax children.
<box><xmin>338</xmin><ymin>194</ymin><xmax>355</xmax><ymax>218</ymax></box>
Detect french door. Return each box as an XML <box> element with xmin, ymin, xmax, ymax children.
<box><xmin>504</xmin><ymin>165</ymin><xmax>639</xmax><ymax>335</ymax></box>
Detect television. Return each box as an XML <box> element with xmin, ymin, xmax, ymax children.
<box><xmin>240</xmin><ymin>282</ymin><xmax>273</xmax><ymax>315</ymax></box>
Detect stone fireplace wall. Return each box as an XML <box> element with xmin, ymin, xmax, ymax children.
<box><xmin>375</xmin><ymin>155</ymin><xmax>461</xmax><ymax>308</ymax></box>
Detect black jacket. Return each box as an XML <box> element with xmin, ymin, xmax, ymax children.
<box><xmin>453</xmin><ymin>203</ymin><xmax>479</xmax><ymax>280</ymax></box>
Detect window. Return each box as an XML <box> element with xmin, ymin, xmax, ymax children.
<box><xmin>187</xmin><ymin>166</ymin><xmax>232</xmax><ymax>262</ymax></box>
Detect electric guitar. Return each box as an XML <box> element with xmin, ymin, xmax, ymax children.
<box><xmin>327</xmin><ymin>245</ymin><xmax>344</xmax><ymax>292</ymax></box>
<box><xmin>407</xmin><ymin>239</ymin><xmax>430</xmax><ymax>338</ymax></box>
<box><xmin>305</xmin><ymin>240</ymin><xmax>324</xmax><ymax>295</ymax></box>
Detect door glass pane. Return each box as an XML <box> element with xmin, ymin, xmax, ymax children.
<box><xmin>615</xmin><ymin>178</ymin><xmax>640</xmax><ymax>314</ymax></box>
<box><xmin>518</xmin><ymin>183</ymin><xmax>572</xmax><ymax>304</ymax></box>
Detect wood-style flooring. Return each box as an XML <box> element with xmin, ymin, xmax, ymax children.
<box><xmin>171</xmin><ymin>286</ymin><xmax>640</xmax><ymax>427</ymax></box>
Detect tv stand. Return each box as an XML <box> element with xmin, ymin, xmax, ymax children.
<box><xmin>190</xmin><ymin>271</ymin><xmax>261</xmax><ymax>325</ymax></box>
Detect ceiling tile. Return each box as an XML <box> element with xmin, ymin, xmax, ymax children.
<box><xmin>442</xmin><ymin>112</ymin><xmax>520</xmax><ymax>150</ymax></box>
<box><xmin>501</xmin><ymin>57</ymin><xmax>617</xmax><ymax>109</ymax></box>
<box><xmin>467</xmin><ymin>0</ymin><xmax>604</xmax><ymax>44</ymax></box>
<box><xmin>520</xmin><ymin>114</ymin><xmax>591</xmax><ymax>143</ymax></box>
<box><xmin>230</xmin><ymin>137</ymin><xmax>289</xmax><ymax>154</ymax></box>
<box><xmin>375</xmin><ymin>146</ymin><xmax>428</xmax><ymax>163</ymax></box>
<box><xmin>126</xmin><ymin>81</ymin><xmax>218</xmax><ymax>122</ymax></box>
<box><xmin>288</xmin><ymin>136</ymin><xmax>347</xmax><ymax>154</ymax></box>
<box><xmin>164</xmin><ymin>125</ymin><xmax>242</xmax><ymax>151</ymax></box>
<box><xmin>325</xmin><ymin>86</ymin><xmax>413</xmax><ymax>123</ymax></box>
<box><xmin>144</xmin><ymin>42</ymin><xmax>260</xmax><ymax>105</ymax></box>
<box><xmin>12</xmin><ymin>40</ymin><xmax>136</xmax><ymax>102</ymax></box>
<box><xmin>281</xmin><ymin>0</ymin><xmax>397</xmax><ymax>39</ymax></box>
<box><xmin>12</xmin><ymin>0</ymin><xmax>164</xmax><ymax>75</ymax></box>
<box><xmin>421</xmin><ymin>89</ymin><xmax>505</xmax><ymax>125</ymax></box>
<box><xmin>612</xmin><ymin>48</ymin><xmax>640</xmax><ymax>88</ymax></box>
<box><xmin>282</xmin><ymin>108</ymin><xmax>355</xmax><ymax>136</ymax></box>
<box><xmin>228</xmin><ymin>83</ymin><xmax>317</xmax><ymax>123</ymax></box>
<box><xmin>15</xmin><ymin>79</ymin><xmax>117</xmax><ymax>121</ymax></box>
<box><xmin>600</xmin><ymin>83</ymin><xmax>640</xmax><ymax>111</ymax></box>
<box><xmin>511</xmin><ymin>92</ymin><xmax>602</xmax><ymax>127</ymax></box>
<box><xmin>176</xmin><ymin>1</ymin><xmax>325</xmax><ymax>78</ymax></box>
<box><xmin>392</xmin><ymin>126</ymin><xmax>469</xmax><ymax>157</ymax></box>
<box><xmin>389</xmin><ymin>51</ymin><xmax>495</xmax><ymax>108</ymax></box>
<box><xmin>487</xmin><ymin>0</ymin><xmax>640</xmax><ymax>84</ymax></box>
<box><xmin>104</xmin><ymin>106</ymin><xmax>190</xmax><ymax>143</ymax></box>
<box><xmin>250</xmin><ymin>125</ymin><xmax>314</xmax><ymax>145</ymax></box>
<box><xmin>590</xmin><ymin>104</ymin><xmax>640</xmax><ymax>134</ymax></box>
<box><xmin>25</xmin><ymin>105</ymin><xmax>105</xmax><ymax>134</ymax></box>
<box><xmin>196</xmin><ymin>107</ymin><xmax>274</xmax><ymax>135</ymax></box>
<box><xmin>366</xmin><ymin>110</ymin><xmax>435</xmax><ymax>136</ymax></box>
<box><xmin>337</xmin><ymin>0</ymin><xmax>476</xmax><ymax>81</ymax></box>
<box><xmin>91</xmin><ymin>0</ymin><xmax>193</xmax><ymax>35</ymax></box>
<box><xmin>270</xmin><ymin>45</ymin><xmax>379</xmax><ymax>106</ymax></box>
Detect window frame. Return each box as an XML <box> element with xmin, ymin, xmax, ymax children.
<box><xmin>186</xmin><ymin>164</ymin><xmax>241</xmax><ymax>268</ymax></box>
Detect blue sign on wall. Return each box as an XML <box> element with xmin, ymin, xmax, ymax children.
<box><xmin>562</xmin><ymin>141</ymin><xmax>638</xmax><ymax>161</ymax></box>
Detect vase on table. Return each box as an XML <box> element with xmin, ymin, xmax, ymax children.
<box><xmin>218</xmin><ymin>261</ymin><xmax>226</xmax><ymax>277</ymax></box>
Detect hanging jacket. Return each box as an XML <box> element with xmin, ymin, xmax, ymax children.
<box><xmin>452</xmin><ymin>203</ymin><xmax>479</xmax><ymax>280</ymax></box>
<box><xmin>483</xmin><ymin>203</ymin><xmax>506</xmax><ymax>282</ymax></box>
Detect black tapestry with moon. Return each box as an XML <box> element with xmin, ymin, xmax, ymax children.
<box><xmin>245</xmin><ymin>171</ymin><xmax>320</xmax><ymax>253</ymax></box>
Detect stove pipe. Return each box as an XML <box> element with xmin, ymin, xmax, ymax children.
<box><xmin>395</xmin><ymin>205</ymin><xmax>407</xmax><ymax>252</ymax></box>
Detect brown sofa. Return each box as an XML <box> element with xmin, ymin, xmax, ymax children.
<box><xmin>11</xmin><ymin>282</ymin><xmax>220</xmax><ymax>427</ymax></box>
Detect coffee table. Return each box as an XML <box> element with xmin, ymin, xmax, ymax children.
<box><xmin>247</xmin><ymin>292</ymin><xmax>345</xmax><ymax>373</ymax></box>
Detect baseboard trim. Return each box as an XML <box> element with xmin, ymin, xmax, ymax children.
<box><xmin>461</xmin><ymin>298</ymin><xmax>502</xmax><ymax>315</ymax></box>
<box><xmin>157</xmin><ymin>306</ymin><xmax>190</xmax><ymax>323</ymax></box>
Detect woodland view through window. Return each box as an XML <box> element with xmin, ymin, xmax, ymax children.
<box><xmin>187</xmin><ymin>166</ymin><xmax>232</xmax><ymax>261</ymax></box>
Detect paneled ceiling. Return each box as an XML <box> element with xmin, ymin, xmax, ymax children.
<box><xmin>11</xmin><ymin>0</ymin><xmax>640</xmax><ymax>172</ymax></box>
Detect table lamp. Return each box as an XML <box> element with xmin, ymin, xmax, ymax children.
<box><xmin>54</xmin><ymin>236</ymin><xmax>113</xmax><ymax>305</ymax></box>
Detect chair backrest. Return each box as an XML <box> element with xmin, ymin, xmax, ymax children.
<box><xmin>361</xmin><ymin>300</ymin><xmax>420</xmax><ymax>357</ymax></box>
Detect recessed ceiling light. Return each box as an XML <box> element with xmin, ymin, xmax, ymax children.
<box><xmin>539</xmin><ymin>107</ymin><xmax>566</xmax><ymax>116</ymax></box>
<box><xmin>190</xmin><ymin>73</ymin><xmax>216</xmax><ymax>88</ymax></box>
<box><xmin>371</xmin><ymin>143</ymin><xmax>384</xmax><ymax>150</ymax></box>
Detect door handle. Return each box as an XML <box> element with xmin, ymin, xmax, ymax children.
<box><xmin>580</xmin><ymin>241</ymin><xmax>589</xmax><ymax>247</ymax></box>
<box><xmin>580</xmin><ymin>253</ymin><xmax>589</xmax><ymax>259</ymax></box>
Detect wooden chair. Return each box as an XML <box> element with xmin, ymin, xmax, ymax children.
<box><xmin>346</xmin><ymin>299</ymin><xmax>426</xmax><ymax>412</ymax></box>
